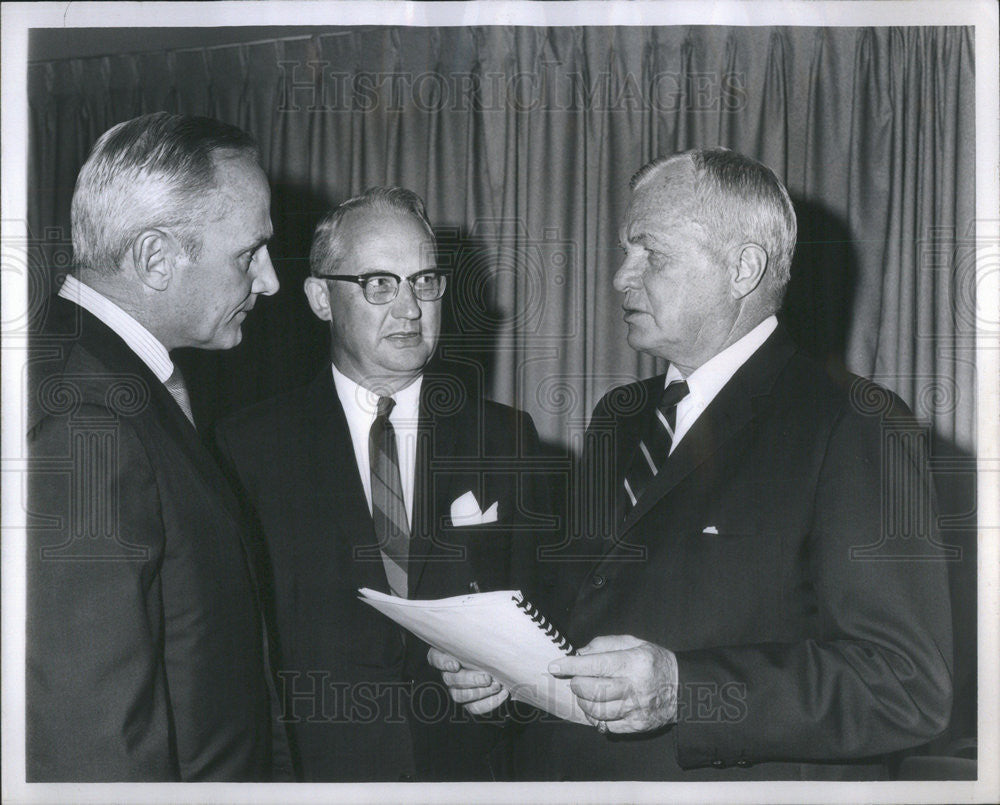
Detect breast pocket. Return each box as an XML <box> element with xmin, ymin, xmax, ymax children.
<box><xmin>679</xmin><ymin>520</ymin><xmax>791</xmax><ymax>640</ymax></box>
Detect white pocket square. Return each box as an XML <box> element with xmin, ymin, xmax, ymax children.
<box><xmin>702</xmin><ymin>526</ymin><xmax>719</xmax><ymax>535</ymax></box>
<box><xmin>450</xmin><ymin>490</ymin><xmax>499</xmax><ymax>526</ymax></box>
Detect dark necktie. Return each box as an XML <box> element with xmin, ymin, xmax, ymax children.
<box><xmin>622</xmin><ymin>379</ymin><xmax>690</xmax><ymax>509</ymax></box>
<box><xmin>164</xmin><ymin>366</ymin><xmax>195</xmax><ymax>428</ymax></box>
<box><xmin>369</xmin><ymin>396</ymin><xmax>410</xmax><ymax>597</ymax></box>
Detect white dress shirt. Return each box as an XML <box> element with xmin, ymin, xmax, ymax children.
<box><xmin>58</xmin><ymin>274</ymin><xmax>175</xmax><ymax>383</ymax></box>
<box><xmin>331</xmin><ymin>363</ymin><xmax>423</xmax><ymax>524</ymax></box>
<box><xmin>667</xmin><ymin>315</ymin><xmax>778</xmax><ymax>454</ymax></box>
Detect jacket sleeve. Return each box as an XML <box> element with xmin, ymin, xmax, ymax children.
<box><xmin>672</xmin><ymin>395</ymin><xmax>954</xmax><ymax>767</ymax></box>
<box><xmin>27</xmin><ymin>407</ymin><xmax>176</xmax><ymax>781</ymax></box>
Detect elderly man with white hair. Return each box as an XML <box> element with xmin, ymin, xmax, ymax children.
<box><xmin>436</xmin><ymin>148</ymin><xmax>953</xmax><ymax>781</ymax></box>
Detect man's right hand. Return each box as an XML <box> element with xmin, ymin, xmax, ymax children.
<box><xmin>427</xmin><ymin>647</ymin><xmax>510</xmax><ymax>714</ymax></box>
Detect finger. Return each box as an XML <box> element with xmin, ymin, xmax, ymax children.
<box><xmin>576</xmin><ymin>699</ymin><xmax>632</xmax><ymax>729</ymax></box>
<box><xmin>441</xmin><ymin>669</ymin><xmax>496</xmax><ymax>689</ymax></box>
<box><xmin>549</xmin><ymin>651</ymin><xmax>627</xmax><ymax>679</ymax></box>
<box><xmin>569</xmin><ymin>675</ymin><xmax>629</xmax><ymax>703</ymax></box>
<box><xmin>427</xmin><ymin>648</ymin><xmax>462</xmax><ymax>672</ymax></box>
<box><xmin>464</xmin><ymin>687</ymin><xmax>510</xmax><ymax>715</ymax></box>
<box><xmin>574</xmin><ymin>696</ymin><xmax>631</xmax><ymax>722</ymax></box>
<box><xmin>604</xmin><ymin>714</ymin><xmax>649</xmax><ymax>734</ymax></box>
<box><xmin>576</xmin><ymin>634</ymin><xmax>644</xmax><ymax>655</ymax></box>
<box><xmin>448</xmin><ymin>681</ymin><xmax>503</xmax><ymax>704</ymax></box>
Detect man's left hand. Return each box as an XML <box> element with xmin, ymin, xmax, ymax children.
<box><xmin>548</xmin><ymin>635</ymin><xmax>679</xmax><ymax>734</ymax></box>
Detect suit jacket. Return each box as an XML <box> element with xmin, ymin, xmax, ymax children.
<box><xmin>26</xmin><ymin>295</ymin><xmax>273</xmax><ymax>781</ymax></box>
<box><xmin>515</xmin><ymin>325</ymin><xmax>953</xmax><ymax>781</ymax></box>
<box><xmin>214</xmin><ymin>363</ymin><xmax>552</xmax><ymax>782</ymax></box>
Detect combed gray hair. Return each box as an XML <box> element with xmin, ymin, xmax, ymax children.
<box><xmin>71</xmin><ymin>112</ymin><xmax>258</xmax><ymax>274</ymax></box>
<box><xmin>632</xmin><ymin>148</ymin><xmax>797</xmax><ymax>308</ymax></box>
<box><xmin>309</xmin><ymin>186</ymin><xmax>435</xmax><ymax>276</ymax></box>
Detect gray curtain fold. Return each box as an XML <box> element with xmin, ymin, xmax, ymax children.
<box><xmin>27</xmin><ymin>25</ymin><xmax>976</xmax><ymax>452</ymax></box>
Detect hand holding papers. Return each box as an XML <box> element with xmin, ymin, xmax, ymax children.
<box><xmin>427</xmin><ymin>646</ymin><xmax>510</xmax><ymax>714</ymax></box>
<box><xmin>358</xmin><ymin>588</ymin><xmax>589</xmax><ymax>725</ymax></box>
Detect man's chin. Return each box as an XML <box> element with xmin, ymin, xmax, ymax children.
<box><xmin>202</xmin><ymin>327</ymin><xmax>243</xmax><ymax>351</ymax></box>
<box><xmin>624</xmin><ymin>328</ymin><xmax>648</xmax><ymax>353</ymax></box>
<box><xmin>384</xmin><ymin>358</ymin><xmax>431</xmax><ymax>375</ymax></box>
<box><xmin>379</xmin><ymin>345</ymin><xmax>433</xmax><ymax>373</ymax></box>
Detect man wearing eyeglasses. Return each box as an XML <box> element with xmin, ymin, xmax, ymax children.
<box><xmin>214</xmin><ymin>187</ymin><xmax>551</xmax><ymax>781</ymax></box>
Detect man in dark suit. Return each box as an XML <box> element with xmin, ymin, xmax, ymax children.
<box><xmin>437</xmin><ymin>148</ymin><xmax>953</xmax><ymax>780</ymax></box>
<box><xmin>215</xmin><ymin>187</ymin><xmax>550</xmax><ymax>781</ymax></box>
<box><xmin>27</xmin><ymin>112</ymin><xmax>283</xmax><ymax>781</ymax></box>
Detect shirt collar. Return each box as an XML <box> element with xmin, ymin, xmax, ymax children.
<box><xmin>668</xmin><ymin>315</ymin><xmax>778</xmax><ymax>404</ymax></box>
<box><xmin>330</xmin><ymin>362</ymin><xmax>423</xmax><ymax>423</ymax></box>
<box><xmin>58</xmin><ymin>274</ymin><xmax>174</xmax><ymax>383</ymax></box>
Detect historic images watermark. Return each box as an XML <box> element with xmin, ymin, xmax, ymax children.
<box><xmin>276</xmin><ymin>672</ymin><xmax>747</xmax><ymax>727</ymax></box>
<box><xmin>278</xmin><ymin>63</ymin><xmax>748</xmax><ymax>114</ymax></box>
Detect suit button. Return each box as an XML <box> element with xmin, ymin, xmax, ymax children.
<box><xmin>398</xmin><ymin>773</ymin><xmax>414</xmax><ymax>782</ymax></box>
<box><xmin>736</xmin><ymin>759</ymin><xmax>752</xmax><ymax>768</ymax></box>
<box><xmin>711</xmin><ymin>759</ymin><xmax>725</xmax><ymax>768</ymax></box>
<box><xmin>591</xmin><ymin>574</ymin><xmax>606</xmax><ymax>588</ymax></box>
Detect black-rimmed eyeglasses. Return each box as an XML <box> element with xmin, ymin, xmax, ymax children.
<box><xmin>316</xmin><ymin>270</ymin><xmax>448</xmax><ymax>305</ymax></box>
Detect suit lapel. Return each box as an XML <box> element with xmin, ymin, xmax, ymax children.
<box><xmin>407</xmin><ymin>374</ymin><xmax>461</xmax><ymax>597</ymax></box>
<box><xmin>157</xmin><ymin>383</ymin><xmax>245</xmax><ymax>525</ymax></box>
<box><xmin>612</xmin><ymin>327</ymin><xmax>799</xmax><ymax>544</ymax></box>
<box><xmin>302</xmin><ymin>369</ymin><xmax>390</xmax><ymax>594</ymax></box>
<box><xmin>618</xmin><ymin>381</ymin><xmax>754</xmax><ymax>535</ymax></box>
<box><xmin>63</xmin><ymin>299</ymin><xmax>244</xmax><ymax>525</ymax></box>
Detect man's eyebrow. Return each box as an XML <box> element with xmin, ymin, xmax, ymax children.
<box><xmin>244</xmin><ymin>233</ymin><xmax>272</xmax><ymax>253</ymax></box>
<box><xmin>621</xmin><ymin>230</ymin><xmax>656</xmax><ymax>249</ymax></box>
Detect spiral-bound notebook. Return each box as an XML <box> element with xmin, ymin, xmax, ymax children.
<box><xmin>358</xmin><ymin>587</ymin><xmax>589</xmax><ymax>725</ymax></box>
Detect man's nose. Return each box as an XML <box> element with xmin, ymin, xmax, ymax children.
<box><xmin>390</xmin><ymin>279</ymin><xmax>421</xmax><ymax>319</ymax></box>
<box><xmin>613</xmin><ymin>253</ymin><xmax>642</xmax><ymax>293</ymax></box>
<box><xmin>250</xmin><ymin>246</ymin><xmax>280</xmax><ymax>296</ymax></box>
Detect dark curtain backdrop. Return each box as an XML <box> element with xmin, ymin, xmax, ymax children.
<box><xmin>27</xmin><ymin>25</ymin><xmax>977</xmax><ymax>745</ymax></box>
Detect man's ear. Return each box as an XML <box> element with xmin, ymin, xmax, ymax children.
<box><xmin>730</xmin><ymin>243</ymin><xmax>768</xmax><ymax>300</ymax></box>
<box><xmin>130</xmin><ymin>229</ymin><xmax>175</xmax><ymax>291</ymax></box>
<box><xmin>303</xmin><ymin>276</ymin><xmax>333</xmax><ymax>321</ymax></box>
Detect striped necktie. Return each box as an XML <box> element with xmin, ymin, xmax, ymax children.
<box><xmin>369</xmin><ymin>396</ymin><xmax>410</xmax><ymax>598</ymax></box>
<box><xmin>164</xmin><ymin>367</ymin><xmax>195</xmax><ymax>428</ymax></box>
<box><xmin>623</xmin><ymin>379</ymin><xmax>689</xmax><ymax>509</ymax></box>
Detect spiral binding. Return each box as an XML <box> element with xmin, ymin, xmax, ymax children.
<box><xmin>514</xmin><ymin>595</ymin><xmax>575</xmax><ymax>654</ymax></box>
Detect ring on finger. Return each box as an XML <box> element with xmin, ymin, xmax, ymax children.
<box><xmin>596</xmin><ymin>720</ymin><xmax>609</xmax><ymax>734</ymax></box>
